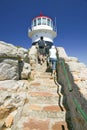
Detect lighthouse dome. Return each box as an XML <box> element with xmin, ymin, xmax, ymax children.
<box><xmin>31</xmin><ymin>13</ymin><xmax>54</xmax><ymax>31</ymax></box>
<box><xmin>33</xmin><ymin>12</ymin><xmax>52</xmax><ymax>21</ymax></box>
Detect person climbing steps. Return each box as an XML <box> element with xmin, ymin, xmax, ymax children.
<box><xmin>49</xmin><ymin>45</ymin><xmax>57</xmax><ymax>77</ymax></box>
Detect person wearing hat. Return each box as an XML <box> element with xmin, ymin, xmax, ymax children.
<box><xmin>49</xmin><ymin>45</ymin><xmax>57</xmax><ymax>76</ymax></box>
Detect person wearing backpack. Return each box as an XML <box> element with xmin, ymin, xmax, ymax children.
<box><xmin>38</xmin><ymin>36</ymin><xmax>46</xmax><ymax>65</ymax></box>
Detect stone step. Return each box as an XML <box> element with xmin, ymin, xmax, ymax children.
<box><xmin>28</xmin><ymin>91</ymin><xmax>59</xmax><ymax>104</ymax></box>
<box><xmin>12</xmin><ymin>101</ymin><xmax>67</xmax><ymax>130</ymax></box>
<box><xmin>23</xmin><ymin>118</ymin><xmax>68</xmax><ymax>130</ymax></box>
<box><xmin>22</xmin><ymin>104</ymin><xmax>65</xmax><ymax>120</ymax></box>
<box><xmin>29</xmin><ymin>81</ymin><xmax>57</xmax><ymax>90</ymax></box>
<box><xmin>28</xmin><ymin>85</ymin><xmax>58</xmax><ymax>93</ymax></box>
<box><xmin>12</xmin><ymin>62</ymin><xmax>68</xmax><ymax>130</ymax></box>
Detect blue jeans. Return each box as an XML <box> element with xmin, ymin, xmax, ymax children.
<box><xmin>50</xmin><ymin>58</ymin><xmax>57</xmax><ymax>70</ymax></box>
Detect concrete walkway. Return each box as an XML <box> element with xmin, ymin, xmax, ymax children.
<box><xmin>13</xmin><ymin>63</ymin><xmax>68</xmax><ymax>130</ymax></box>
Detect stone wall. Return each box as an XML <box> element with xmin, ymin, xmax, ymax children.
<box><xmin>57</xmin><ymin>47</ymin><xmax>87</xmax><ymax>130</ymax></box>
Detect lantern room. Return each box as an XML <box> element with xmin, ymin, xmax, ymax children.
<box><xmin>28</xmin><ymin>13</ymin><xmax>57</xmax><ymax>46</ymax></box>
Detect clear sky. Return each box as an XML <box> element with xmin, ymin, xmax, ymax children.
<box><xmin>0</xmin><ymin>0</ymin><xmax>87</xmax><ymax>65</ymax></box>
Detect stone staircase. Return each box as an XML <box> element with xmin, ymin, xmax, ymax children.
<box><xmin>12</xmin><ymin>63</ymin><xmax>68</xmax><ymax>130</ymax></box>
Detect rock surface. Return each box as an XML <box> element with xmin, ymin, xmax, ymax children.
<box><xmin>0</xmin><ymin>58</ymin><xmax>19</xmax><ymax>80</ymax></box>
<box><xmin>0</xmin><ymin>42</ymin><xmax>87</xmax><ymax>130</ymax></box>
<box><xmin>0</xmin><ymin>41</ymin><xmax>31</xmax><ymax>80</ymax></box>
<box><xmin>0</xmin><ymin>41</ymin><xmax>28</xmax><ymax>60</ymax></box>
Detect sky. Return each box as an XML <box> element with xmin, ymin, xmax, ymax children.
<box><xmin>0</xmin><ymin>0</ymin><xmax>87</xmax><ymax>65</ymax></box>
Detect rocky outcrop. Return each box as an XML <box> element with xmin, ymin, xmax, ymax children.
<box><xmin>0</xmin><ymin>80</ymin><xmax>29</xmax><ymax>129</ymax></box>
<box><xmin>29</xmin><ymin>45</ymin><xmax>38</xmax><ymax>69</ymax></box>
<box><xmin>21</xmin><ymin>62</ymin><xmax>31</xmax><ymax>79</ymax></box>
<box><xmin>0</xmin><ymin>58</ymin><xmax>19</xmax><ymax>80</ymax></box>
<box><xmin>0</xmin><ymin>41</ymin><xmax>18</xmax><ymax>58</ymax></box>
<box><xmin>57</xmin><ymin>47</ymin><xmax>68</xmax><ymax>58</ymax></box>
<box><xmin>0</xmin><ymin>41</ymin><xmax>31</xmax><ymax>129</ymax></box>
<box><xmin>0</xmin><ymin>41</ymin><xmax>29</xmax><ymax>61</ymax></box>
<box><xmin>0</xmin><ymin>41</ymin><xmax>31</xmax><ymax>130</ymax></box>
<box><xmin>0</xmin><ymin>41</ymin><xmax>31</xmax><ymax>80</ymax></box>
<box><xmin>17</xmin><ymin>47</ymin><xmax>29</xmax><ymax>63</ymax></box>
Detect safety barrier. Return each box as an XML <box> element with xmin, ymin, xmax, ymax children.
<box><xmin>59</xmin><ymin>59</ymin><xmax>87</xmax><ymax>122</ymax></box>
<box><xmin>73</xmin><ymin>98</ymin><xmax>87</xmax><ymax>121</ymax></box>
<box><xmin>61</xmin><ymin>60</ymin><xmax>73</xmax><ymax>92</ymax></box>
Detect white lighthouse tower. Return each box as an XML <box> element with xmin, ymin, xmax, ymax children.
<box><xmin>28</xmin><ymin>13</ymin><xmax>57</xmax><ymax>47</ymax></box>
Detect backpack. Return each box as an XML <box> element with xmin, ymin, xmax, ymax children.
<box><xmin>38</xmin><ymin>40</ymin><xmax>46</xmax><ymax>48</ymax></box>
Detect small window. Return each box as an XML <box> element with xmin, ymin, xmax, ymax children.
<box><xmin>38</xmin><ymin>18</ymin><xmax>41</xmax><ymax>25</ymax></box>
<box><xmin>34</xmin><ymin>19</ymin><xmax>36</xmax><ymax>26</ymax></box>
<box><xmin>47</xmin><ymin>19</ymin><xmax>50</xmax><ymax>26</ymax></box>
<box><xmin>42</xmin><ymin>18</ymin><xmax>46</xmax><ymax>25</ymax></box>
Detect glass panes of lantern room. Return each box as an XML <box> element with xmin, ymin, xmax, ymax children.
<box><xmin>32</xmin><ymin>17</ymin><xmax>53</xmax><ymax>28</ymax></box>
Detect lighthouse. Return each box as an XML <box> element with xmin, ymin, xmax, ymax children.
<box><xmin>28</xmin><ymin>13</ymin><xmax>57</xmax><ymax>47</ymax></box>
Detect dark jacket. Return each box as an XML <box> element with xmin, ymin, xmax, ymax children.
<box><xmin>38</xmin><ymin>40</ymin><xmax>46</xmax><ymax>48</ymax></box>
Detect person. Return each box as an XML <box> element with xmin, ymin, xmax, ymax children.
<box><xmin>45</xmin><ymin>44</ymin><xmax>51</xmax><ymax>57</ymax></box>
<box><xmin>49</xmin><ymin>45</ymin><xmax>57</xmax><ymax>76</ymax></box>
<box><xmin>37</xmin><ymin>36</ymin><xmax>46</xmax><ymax>65</ymax></box>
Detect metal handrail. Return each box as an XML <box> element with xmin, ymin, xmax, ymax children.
<box><xmin>73</xmin><ymin>98</ymin><xmax>87</xmax><ymax>121</ymax></box>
